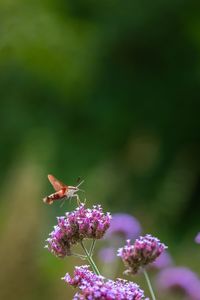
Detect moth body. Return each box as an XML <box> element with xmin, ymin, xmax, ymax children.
<box><xmin>43</xmin><ymin>174</ymin><xmax>81</xmax><ymax>205</ymax></box>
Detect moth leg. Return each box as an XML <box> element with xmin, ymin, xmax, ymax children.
<box><xmin>74</xmin><ymin>194</ymin><xmax>81</xmax><ymax>206</ymax></box>
<box><xmin>69</xmin><ymin>196</ymin><xmax>72</xmax><ymax>205</ymax></box>
<box><xmin>60</xmin><ymin>200</ymin><xmax>65</xmax><ymax>208</ymax></box>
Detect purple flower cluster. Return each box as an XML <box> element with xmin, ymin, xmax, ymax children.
<box><xmin>156</xmin><ymin>267</ymin><xmax>200</xmax><ymax>300</ymax></box>
<box><xmin>104</xmin><ymin>213</ymin><xmax>142</xmax><ymax>241</ymax></box>
<box><xmin>99</xmin><ymin>213</ymin><xmax>142</xmax><ymax>263</ymax></box>
<box><xmin>151</xmin><ymin>251</ymin><xmax>172</xmax><ymax>270</ymax></box>
<box><xmin>195</xmin><ymin>232</ymin><xmax>200</xmax><ymax>244</ymax></box>
<box><xmin>118</xmin><ymin>235</ymin><xmax>167</xmax><ymax>274</ymax></box>
<box><xmin>63</xmin><ymin>265</ymin><xmax>145</xmax><ymax>300</ymax></box>
<box><xmin>46</xmin><ymin>204</ymin><xmax>111</xmax><ymax>258</ymax></box>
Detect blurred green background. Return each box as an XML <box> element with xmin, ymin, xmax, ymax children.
<box><xmin>0</xmin><ymin>0</ymin><xmax>200</xmax><ymax>299</ymax></box>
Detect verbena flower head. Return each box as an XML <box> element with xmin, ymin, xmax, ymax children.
<box><xmin>99</xmin><ymin>213</ymin><xmax>141</xmax><ymax>263</ymax></box>
<box><xmin>151</xmin><ymin>251</ymin><xmax>173</xmax><ymax>270</ymax></box>
<box><xmin>98</xmin><ymin>246</ymin><xmax>116</xmax><ymax>263</ymax></box>
<box><xmin>46</xmin><ymin>203</ymin><xmax>111</xmax><ymax>258</ymax></box>
<box><xmin>63</xmin><ymin>265</ymin><xmax>145</xmax><ymax>300</ymax></box>
<box><xmin>156</xmin><ymin>267</ymin><xmax>200</xmax><ymax>300</ymax></box>
<box><xmin>105</xmin><ymin>213</ymin><xmax>142</xmax><ymax>241</ymax></box>
<box><xmin>195</xmin><ymin>232</ymin><xmax>200</xmax><ymax>244</ymax></box>
<box><xmin>118</xmin><ymin>234</ymin><xmax>167</xmax><ymax>274</ymax></box>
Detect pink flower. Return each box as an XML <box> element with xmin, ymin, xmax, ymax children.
<box><xmin>118</xmin><ymin>235</ymin><xmax>167</xmax><ymax>274</ymax></box>
<box><xmin>46</xmin><ymin>204</ymin><xmax>111</xmax><ymax>258</ymax></box>
<box><xmin>156</xmin><ymin>267</ymin><xmax>200</xmax><ymax>300</ymax></box>
<box><xmin>195</xmin><ymin>232</ymin><xmax>200</xmax><ymax>244</ymax></box>
<box><xmin>63</xmin><ymin>266</ymin><xmax>145</xmax><ymax>299</ymax></box>
<box><xmin>151</xmin><ymin>251</ymin><xmax>173</xmax><ymax>269</ymax></box>
<box><xmin>104</xmin><ymin>213</ymin><xmax>141</xmax><ymax>241</ymax></box>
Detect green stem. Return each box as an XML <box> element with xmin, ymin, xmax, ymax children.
<box><xmin>143</xmin><ymin>269</ymin><xmax>156</xmax><ymax>300</ymax></box>
<box><xmin>89</xmin><ymin>239</ymin><xmax>96</xmax><ymax>257</ymax></box>
<box><xmin>80</xmin><ymin>241</ymin><xmax>101</xmax><ymax>276</ymax></box>
<box><xmin>71</xmin><ymin>252</ymin><xmax>86</xmax><ymax>260</ymax></box>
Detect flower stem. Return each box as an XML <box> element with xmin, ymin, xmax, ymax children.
<box><xmin>71</xmin><ymin>252</ymin><xmax>86</xmax><ymax>260</ymax></box>
<box><xmin>143</xmin><ymin>269</ymin><xmax>156</xmax><ymax>300</ymax></box>
<box><xmin>89</xmin><ymin>239</ymin><xmax>96</xmax><ymax>257</ymax></box>
<box><xmin>80</xmin><ymin>241</ymin><xmax>101</xmax><ymax>276</ymax></box>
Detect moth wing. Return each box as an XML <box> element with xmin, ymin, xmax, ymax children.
<box><xmin>47</xmin><ymin>174</ymin><xmax>66</xmax><ymax>191</ymax></box>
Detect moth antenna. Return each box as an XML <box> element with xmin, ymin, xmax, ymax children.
<box><xmin>76</xmin><ymin>176</ymin><xmax>81</xmax><ymax>183</ymax></box>
<box><xmin>76</xmin><ymin>180</ymin><xmax>84</xmax><ymax>188</ymax></box>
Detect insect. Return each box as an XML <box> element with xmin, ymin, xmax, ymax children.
<box><xmin>43</xmin><ymin>174</ymin><xmax>84</xmax><ymax>205</ymax></box>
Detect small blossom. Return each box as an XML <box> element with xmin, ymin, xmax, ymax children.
<box><xmin>195</xmin><ymin>232</ymin><xmax>200</xmax><ymax>244</ymax></box>
<box><xmin>118</xmin><ymin>235</ymin><xmax>167</xmax><ymax>274</ymax></box>
<box><xmin>151</xmin><ymin>251</ymin><xmax>173</xmax><ymax>270</ymax></box>
<box><xmin>98</xmin><ymin>247</ymin><xmax>116</xmax><ymax>263</ymax></box>
<box><xmin>46</xmin><ymin>204</ymin><xmax>111</xmax><ymax>258</ymax></box>
<box><xmin>63</xmin><ymin>266</ymin><xmax>145</xmax><ymax>300</ymax></box>
<box><xmin>99</xmin><ymin>213</ymin><xmax>142</xmax><ymax>263</ymax></box>
<box><xmin>156</xmin><ymin>267</ymin><xmax>200</xmax><ymax>300</ymax></box>
<box><xmin>104</xmin><ymin>213</ymin><xmax>142</xmax><ymax>241</ymax></box>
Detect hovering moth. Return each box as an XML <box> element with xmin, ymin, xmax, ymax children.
<box><xmin>43</xmin><ymin>174</ymin><xmax>83</xmax><ymax>205</ymax></box>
